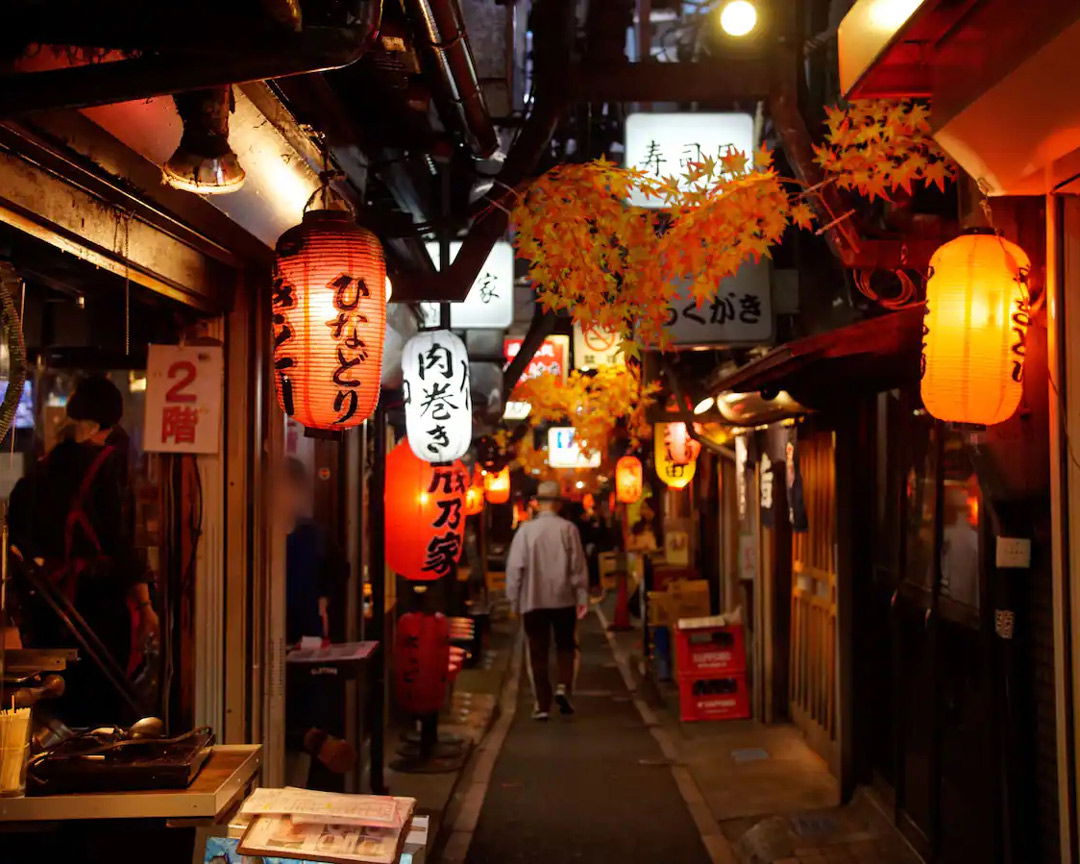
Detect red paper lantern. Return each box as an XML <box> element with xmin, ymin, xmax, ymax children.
<box><xmin>272</xmin><ymin>209</ymin><xmax>386</xmax><ymax>430</ymax></box>
<box><xmin>384</xmin><ymin>439</ymin><xmax>467</xmax><ymax>581</ymax></box>
<box><xmin>615</xmin><ymin>455</ymin><xmax>643</xmax><ymax>504</ymax></box>
<box><xmin>393</xmin><ymin>612</ymin><xmax>449</xmax><ymax>715</ymax></box>
<box><xmin>484</xmin><ymin>466</ymin><xmax>511</xmax><ymax>504</ymax></box>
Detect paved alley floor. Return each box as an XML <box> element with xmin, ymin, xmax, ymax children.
<box><xmin>463</xmin><ymin>612</ymin><xmax>714</xmax><ymax>864</ymax></box>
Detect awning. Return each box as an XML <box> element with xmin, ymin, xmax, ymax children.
<box><xmin>709</xmin><ymin>307</ymin><xmax>923</xmax><ymax>409</ymax></box>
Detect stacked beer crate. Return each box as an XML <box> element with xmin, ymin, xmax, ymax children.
<box><xmin>674</xmin><ymin>617</ymin><xmax>750</xmax><ymax>722</ymax></box>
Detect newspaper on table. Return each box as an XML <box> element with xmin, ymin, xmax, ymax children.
<box><xmin>237</xmin><ymin>788</ymin><xmax>417</xmax><ymax>864</ymax></box>
<box><xmin>240</xmin><ymin>787</ymin><xmax>415</xmax><ymax>829</ymax></box>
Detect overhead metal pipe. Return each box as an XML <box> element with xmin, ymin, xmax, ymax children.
<box><xmin>390</xmin><ymin>0</ymin><xmax>574</xmax><ymax>302</ymax></box>
<box><xmin>403</xmin><ymin>0</ymin><xmax>498</xmax><ymax>158</ymax></box>
<box><xmin>0</xmin><ymin>0</ymin><xmax>383</xmax><ymax>117</ymax></box>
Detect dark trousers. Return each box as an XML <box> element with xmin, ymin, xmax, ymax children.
<box><xmin>523</xmin><ymin>606</ymin><xmax>577</xmax><ymax>711</ymax></box>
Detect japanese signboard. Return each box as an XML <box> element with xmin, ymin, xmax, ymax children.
<box><xmin>504</xmin><ymin>335</ymin><xmax>570</xmax><ymax>383</ymax></box>
<box><xmin>144</xmin><ymin>344</ymin><xmax>223</xmax><ymax>454</ymax></box>
<box><xmin>419</xmin><ymin>241</ymin><xmax>514</xmax><ymax>329</ymax></box>
<box><xmin>664</xmin><ymin>259</ymin><xmax>772</xmax><ymax>347</ymax></box>
<box><xmin>547</xmin><ymin>426</ymin><xmax>602</xmax><ymax>469</ymax></box>
<box><xmin>624</xmin><ymin>112</ymin><xmax>756</xmax><ymax>209</ymax></box>
<box><xmin>572</xmin><ymin>323</ymin><xmax>624</xmax><ymax>371</ymax></box>
<box><xmin>402</xmin><ymin>330</ymin><xmax>472</xmax><ymax>463</ymax></box>
<box><xmin>785</xmin><ymin>428</ymin><xmax>809</xmax><ymax>532</ymax></box>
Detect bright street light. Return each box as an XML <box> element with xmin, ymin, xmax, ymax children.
<box><xmin>719</xmin><ymin>0</ymin><xmax>758</xmax><ymax>37</ymax></box>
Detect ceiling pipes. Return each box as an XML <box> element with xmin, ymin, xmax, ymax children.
<box><xmin>403</xmin><ymin>0</ymin><xmax>498</xmax><ymax>158</ymax></box>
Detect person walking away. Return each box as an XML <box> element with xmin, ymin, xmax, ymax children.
<box><xmin>8</xmin><ymin>375</ymin><xmax>157</xmax><ymax>727</ymax></box>
<box><xmin>505</xmin><ymin>481</ymin><xmax>589</xmax><ymax>720</ymax></box>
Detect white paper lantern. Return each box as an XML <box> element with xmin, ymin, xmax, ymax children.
<box><xmin>402</xmin><ymin>329</ymin><xmax>472</xmax><ymax>463</ymax></box>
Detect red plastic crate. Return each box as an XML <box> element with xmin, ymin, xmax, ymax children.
<box><xmin>675</xmin><ymin>624</ymin><xmax>746</xmax><ymax>677</ymax></box>
<box><xmin>677</xmin><ymin>673</ymin><xmax>750</xmax><ymax>722</ymax></box>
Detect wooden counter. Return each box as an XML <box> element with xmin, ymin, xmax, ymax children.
<box><xmin>0</xmin><ymin>744</ymin><xmax>261</xmax><ymax>823</ymax></box>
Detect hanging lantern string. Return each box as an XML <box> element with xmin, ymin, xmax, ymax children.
<box><xmin>303</xmin><ymin>134</ymin><xmax>351</xmax><ymax>215</ymax></box>
<box><xmin>976</xmin><ymin>177</ymin><xmax>1040</xmax><ymax>313</ymax></box>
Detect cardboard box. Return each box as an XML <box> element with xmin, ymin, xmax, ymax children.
<box><xmin>647</xmin><ymin>580</ymin><xmax>710</xmax><ymax>627</ymax></box>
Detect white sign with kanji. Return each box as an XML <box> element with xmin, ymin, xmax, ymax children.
<box><xmin>144</xmin><ymin>344</ymin><xmax>223</xmax><ymax>454</ymax></box>
<box><xmin>625</xmin><ymin>112</ymin><xmax>756</xmax><ymax>209</ymax></box>
<box><xmin>547</xmin><ymin>426</ymin><xmax>601</xmax><ymax>469</ymax></box>
<box><xmin>572</xmin><ymin>323</ymin><xmax>624</xmax><ymax>371</ymax></box>
<box><xmin>664</xmin><ymin>258</ymin><xmax>773</xmax><ymax>347</ymax></box>
<box><xmin>419</xmin><ymin>241</ymin><xmax>515</xmax><ymax>329</ymax></box>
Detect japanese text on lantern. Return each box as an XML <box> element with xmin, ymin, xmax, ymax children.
<box><xmin>423</xmin><ymin>466</ymin><xmax>467</xmax><ymax>577</ymax></box>
<box><xmin>403</xmin><ymin>330</ymin><xmax>472</xmax><ymax>463</ymax></box>
<box><xmin>144</xmin><ymin>344</ymin><xmax>223</xmax><ymax>454</ymax></box>
<box><xmin>272</xmin><ymin>272</ymin><xmax>374</xmax><ymax>425</ymax></box>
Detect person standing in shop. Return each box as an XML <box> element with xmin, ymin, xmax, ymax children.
<box><xmin>8</xmin><ymin>375</ymin><xmax>157</xmax><ymax>727</ymax></box>
<box><xmin>506</xmin><ymin>480</ymin><xmax>589</xmax><ymax>721</ymax></box>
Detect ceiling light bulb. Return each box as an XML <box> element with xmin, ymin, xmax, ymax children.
<box><xmin>719</xmin><ymin>0</ymin><xmax>758</xmax><ymax>37</ymax></box>
<box><xmin>693</xmin><ymin>395</ymin><xmax>715</xmax><ymax>415</ymax></box>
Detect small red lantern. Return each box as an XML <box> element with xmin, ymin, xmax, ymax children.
<box><xmin>484</xmin><ymin>466</ymin><xmax>511</xmax><ymax>504</ymax></box>
<box><xmin>272</xmin><ymin>208</ymin><xmax>386</xmax><ymax>430</ymax></box>
<box><xmin>384</xmin><ymin>439</ymin><xmax>467</xmax><ymax>581</ymax></box>
<box><xmin>464</xmin><ymin>473</ymin><xmax>486</xmax><ymax>516</ymax></box>
<box><xmin>393</xmin><ymin>612</ymin><xmax>449</xmax><ymax>715</ymax></box>
<box><xmin>615</xmin><ymin>455</ymin><xmax>643</xmax><ymax>504</ymax></box>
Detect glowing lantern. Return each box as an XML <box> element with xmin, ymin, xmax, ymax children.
<box><xmin>402</xmin><ymin>330</ymin><xmax>472</xmax><ymax>462</ymax></box>
<box><xmin>272</xmin><ymin>209</ymin><xmax>386</xmax><ymax>430</ymax></box>
<box><xmin>655</xmin><ymin>422</ymin><xmax>700</xmax><ymax>488</ymax></box>
<box><xmin>484</xmin><ymin>466</ymin><xmax>511</xmax><ymax>504</ymax></box>
<box><xmin>384</xmin><ymin>439</ymin><xmax>467</xmax><ymax>581</ymax></box>
<box><xmin>921</xmin><ymin>231</ymin><xmax>1030</xmax><ymax>425</ymax></box>
<box><xmin>665</xmin><ymin>421</ymin><xmax>701</xmax><ymax>464</ymax></box>
<box><xmin>616</xmin><ymin>455</ymin><xmax>644</xmax><ymax>503</ymax></box>
<box><xmin>464</xmin><ymin>476</ymin><xmax>486</xmax><ymax>516</ymax></box>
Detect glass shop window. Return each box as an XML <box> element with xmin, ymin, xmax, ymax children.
<box><xmin>902</xmin><ymin>410</ymin><xmax>937</xmax><ymax>599</ymax></box>
<box><xmin>938</xmin><ymin>429</ymin><xmax>981</xmax><ymax>620</ymax></box>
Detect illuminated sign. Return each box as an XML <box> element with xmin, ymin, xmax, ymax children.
<box><xmin>420</xmin><ymin>241</ymin><xmax>515</xmax><ymax>329</ymax></box>
<box><xmin>625</xmin><ymin>112</ymin><xmax>756</xmax><ymax>209</ymax></box>
<box><xmin>547</xmin><ymin>426</ymin><xmax>602</xmax><ymax>469</ymax></box>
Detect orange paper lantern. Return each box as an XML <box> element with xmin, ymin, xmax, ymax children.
<box><xmin>384</xmin><ymin>439</ymin><xmax>467</xmax><ymax>581</ymax></box>
<box><xmin>921</xmin><ymin>231</ymin><xmax>1030</xmax><ymax>426</ymax></box>
<box><xmin>272</xmin><ymin>209</ymin><xmax>386</xmax><ymax>430</ymax></box>
<box><xmin>464</xmin><ymin>481</ymin><xmax>486</xmax><ymax>516</ymax></box>
<box><xmin>615</xmin><ymin>455</ymin><xmax>643</xmax><ymax>503</ymax></box>
<box><xmin>484</xmin><ymin>466</ymin><xmax>511</xmax><ymax>504</ymax></box>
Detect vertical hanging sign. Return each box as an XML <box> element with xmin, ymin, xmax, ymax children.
<box><xmin>785</xmin><ymin>428</ymin><xmax>808</xmax><ymax>532</ymax></box>
<box><xmin>402</xmin><ymin>330</ymin><xmax>472</xmax><ymax>463</ymax></box>
<box><xmin>144</xmin><ymin>344</ymin><xmax>223</xmax><ymax>454</ymax></box>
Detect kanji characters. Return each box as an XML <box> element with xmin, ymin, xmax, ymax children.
<box><xmin>161</xmin><ymin>405</ymin><xmax>199</xmax><ymax>445</ymax></box>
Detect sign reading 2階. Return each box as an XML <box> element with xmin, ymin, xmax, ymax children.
<box><xmin>143</xmin><ymin>344</ymin><xmax>223</xmax><ymax>454</ymax></box>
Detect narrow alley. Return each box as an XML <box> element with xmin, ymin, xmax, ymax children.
<box><xmin>0</xmin><ymin>2</ymin><xmax>1075</xmax><ymax>864</ymax></box>
<box><xmin>464</xmin><ymin>612</ymin><xmax>714</xmax><ymax>864</ymax></box>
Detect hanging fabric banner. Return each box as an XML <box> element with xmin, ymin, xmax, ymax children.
<box><xmin>785</xmin><ymin>427</ymin><xmax>809</xmax><ymax>532</ymax></box>
<box><xmin>402</xmin><ymin>329</ymin><xmax>472</xmax><ymax>463</ymax></box>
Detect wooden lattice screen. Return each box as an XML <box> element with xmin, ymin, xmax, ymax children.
<box><xmin>789</xmin><ymin>429</ymin><xmax>838</xmax><ymax>772</ymax></box>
